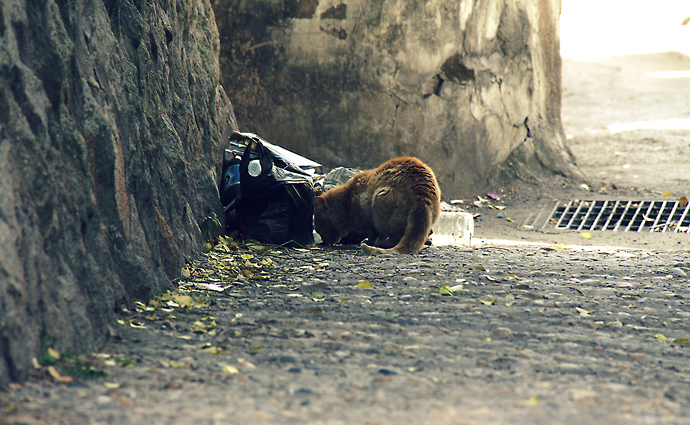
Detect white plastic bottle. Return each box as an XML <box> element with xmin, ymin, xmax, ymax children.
<box><xmin>432</xmin><ymin>211</ymin><xmax>474</xmax><ymax>247</ymax></box>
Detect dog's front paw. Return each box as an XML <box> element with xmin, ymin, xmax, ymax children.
<box><xmin>360</xmin><ymin>242</ymin><xmax>381</xmax><ymax>256</ymax></box>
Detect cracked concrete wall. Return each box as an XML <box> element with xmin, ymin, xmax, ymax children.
<box><xmin>214</xmin><ymin>0</ymin><xmax>582</xmax><ymax>198</ymax></box>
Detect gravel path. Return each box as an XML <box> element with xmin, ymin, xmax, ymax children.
<box><xmin>4</xmin><ymin>5</ymin><xmax>690</xmax><ymax>422</ymax></box>
<box><xmin>3</xmin><ymin>240</ymin><xmax>690</xmax><ymax>425</ymax></box>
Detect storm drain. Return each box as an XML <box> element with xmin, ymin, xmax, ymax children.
<box><xmin>546</xmin><ymin>200</ymin><xmax>690</xmax><ymax>233</ymax></box>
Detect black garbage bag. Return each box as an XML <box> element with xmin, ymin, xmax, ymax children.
<box><xmin>220</xmin><ymin>132</ymin><xmax>315</xmax><ymax>246</ymax></box>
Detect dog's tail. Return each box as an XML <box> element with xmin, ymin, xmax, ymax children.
<box><xmin>362</xmin><ymin>201</ymin><xmax>438</xmax><ymax>255</ymax></box>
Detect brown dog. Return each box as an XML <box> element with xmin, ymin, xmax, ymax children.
<box><xmin>314</xmin><ymin>157</ymin><xmax>441</xmax><ymax>255</ymax></box>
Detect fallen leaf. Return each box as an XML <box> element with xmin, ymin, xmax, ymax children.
<box><xmin>103</xmin><ymin>382</ymin><xmax>121</xmax><ymax>389</ymax></box>
<box><xmin>310</xmin><ymin>307</ymin><xmax>324</xmax><ymax>314</ymax></box>
<box><xmin>129</xmin><ymin>321</ymin><xmax>146</xmax><ymax>328</ymax></box>
<box><xmin>47</xmin><ymin>347</ymin><xmax>60</xmax><ymax>360</ymax></box>
<box><xmin>476</xmin><ymin>265</ymin><xmax>486</xmax><ymax>271</ymax></box>
<box><xmin>47</xmin><ymin>366</ymin><xmax>73</xmax><ymax>383</ymax></box>
<box><xmin>222</xmin><ymin>365</ymin><xmax>239</xmax><ymax>375</ymax></box>
<box><xmin>439</xmin><ymin>286</ymin><xmax>454</xmax><ymax>296</ymax></box>
<box><xmin>506</xmin><ymin>217</ymin><xmax>515</xmax><ymax>222</ymax></box>
<box><xmin>480</xmin><ymin>297</ymin><xmax>497</xmax><ymax>306</ymax></box>
<box><xmin>672</xmin><ymin>338</ymin><xmax>690</xmax><ymax>345</ymax></box>
<box><xmin>356</xmin><ymin>280</ymin><xmax>373</xmax><ymax>288</ymax></box>
<box><xmin>655</xmin><ymin>334</ymin><xmax>668</xmax><ymax>342</ymax></box>
<box><xmin>181</xmin><ymin>268</ymin><xmax>191</xmax><ymax>278</ymax></box>
<box><xmin>240</xmin><ymin>254</ymin><xmax>254</xmax><ymax>260</ymax></box>
<box><xmin>173</xmin><ymin>295</ymin><xmax>195</xmax><ymax>308</ymax></box>
<box><xmin>576</xmin><ymin>307</ymin><xmax>593</xmax><ymax>317</ymax></box>
<box><xmin>192</xmin><ymin>321</ymin><xmax>209</xmax><ymax>333</ymax></box>
<box><xmin>581</xmin><ymin>232</ymin><xmax>592</xmax><ymax>239</ymax></box>
<box><xmin>680</xmin><ymin>197</ymin><xmax>688</xmax><ymax>208</ymax></box>
<box><xmin>662</xmin><ymin>190</ymin><xmax>672</xmax><ymax>197</ymax></box>
<box><xmin>449</xmin><ymin>284</ymin><xmax>464</xmax><ymax>291</ymax></box>
<box><xmin>505</xmin><ymin>294</ymin><xmax>515</xmax><ymax>307</ymax></box>
<box><xmin>169</xmin><ymin>361</ymin><xmax>188</xmax><ymax>368</ymax></box>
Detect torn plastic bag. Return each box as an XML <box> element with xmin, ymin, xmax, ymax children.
<box><xmin>221</xmin><ymin>132</ymin><xmax>316</xmax><ymax>246</ymax></box>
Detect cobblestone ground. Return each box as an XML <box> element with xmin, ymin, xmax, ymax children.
<box><xmin>3</xmin><ymin>236</ymin><xmax>690</xmax><ymax>425</ymax></box>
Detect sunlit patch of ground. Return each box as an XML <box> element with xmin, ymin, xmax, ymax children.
<box><xmin>558</xmin><ymin>0</ymin><xmax>690</xmax><ymax>199</ymax></box>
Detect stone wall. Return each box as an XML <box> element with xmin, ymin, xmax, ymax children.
<box><xmin>213</xmin><ymin>0</ymin><xmax>583</xmax><ymax>198</ymax></box>
<box><xmin>0</xmin><ymin>0</ymin><xmax>235</xmax><ymax>384</ymax></box>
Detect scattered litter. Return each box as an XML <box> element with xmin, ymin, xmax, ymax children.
<box><xmin>473</xmin><ymin>195</ymin><xmax>506</xmax><ymax>210</ymax></box>
<box><xmin>314</xmin><ymin>167</ymin><xmax>360</xmax><ymax>192</ymax></box>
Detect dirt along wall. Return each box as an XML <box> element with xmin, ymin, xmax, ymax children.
<box><xmin>0</xmin><ymin>0</ymin><xmax>236</xmax><ymax>385</ymax></box>
<box><xmin>213</xmin><ymin>0</ymin><xmax>584</xmax><ymax>199</ymax></box>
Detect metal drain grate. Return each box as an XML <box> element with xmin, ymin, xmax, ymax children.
<box><xmin>547</xmin><ymin>200</ymin><xmax>690</xmax><ymax>233</ymax></box>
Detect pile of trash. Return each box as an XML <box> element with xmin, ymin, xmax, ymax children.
<box><xmin>220</xmin><ymin>132</ymin><xmax>320</xmax><ymax>247</ymax></box>
<box><xmin>219</xmin><ymin>132</ymin><xmax>474</xmax><ymax>248</ymax></box>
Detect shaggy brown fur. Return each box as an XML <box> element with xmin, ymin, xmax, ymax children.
<box><xmin>314</xmin><ymin>157</ymin><xmax>441</xmax><ymax>255</ymax></box>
